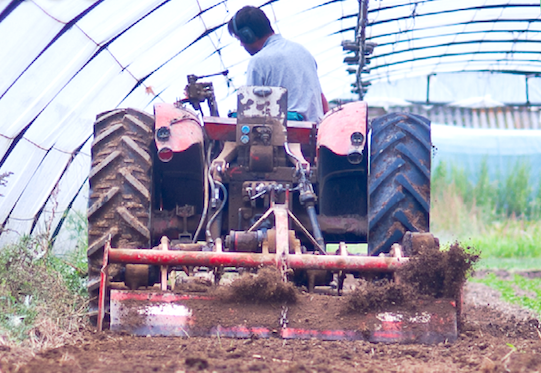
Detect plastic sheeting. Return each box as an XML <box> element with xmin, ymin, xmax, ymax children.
<box><xmin>0</xmin><ymin>0</ymin><xmax>358</xmax><ymax>249</ymax></box>
<box><xmin>364</xmin><ymin>0</ymin><xmax>541</xmax><ymax>83</ymax></box>
<box><xmin>365</xmin><ymin>72</ymin><xmax>541</xmax><ymax>104</ymax></box>
<box><xmin>0</xmin><ymin>0</ymin><xmax>540</xmax><ymax>250</ymax></box>
<box><xmin>432</xmin><ymin>124</ymin><xmax>541</xmax><ymax>189</ymax></box>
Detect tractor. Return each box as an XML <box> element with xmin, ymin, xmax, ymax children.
<box><xmin>86</xmin><ymin>73</ymin><xmax>443</xmax><ymax>342</ymax></box>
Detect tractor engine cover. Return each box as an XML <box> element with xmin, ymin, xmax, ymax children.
<box><xmin>236</xmin><ymin>86</ymin><xmax>287</xmax><ymax>147</ymax></box>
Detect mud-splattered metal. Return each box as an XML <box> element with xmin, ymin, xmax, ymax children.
<box><xmin>107</xmin><ymin>248</ymin><xmax>408</xmax><ymax>272</ymax></box>
<box><xmin>110</xmin><ymin>290</ymin><xmax>457</xmax><ymax>344</ymax></box>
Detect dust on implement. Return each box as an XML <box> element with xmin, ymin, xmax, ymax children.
<box><xmin>88</xmin><ymin>74</ymin><xmax>457</xmax><ymax>343</ymax></box>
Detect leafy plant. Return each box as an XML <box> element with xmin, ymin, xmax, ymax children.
<box><xmin>472</xmin><ymin>273</ymin><xmax>541</xmax><ymax>314</ymax></box>
<box><xmin>432</xmin><ymin>158</ymin><xmax>540</xmax><ymax>222</ymax></box>
<box><xmin>48</xmin><ymin>210</ymin><xmax>88</xmax><ymax>296</ymax></box>
<box><xmin>0</xmin><ymin>212</ymin><xmax>88</xmax><ymax>343</ymax></box>
<box><xmin>498</xmin><ymin>161</ymin><xmax>532</xmax><ymax>218</ymax></box>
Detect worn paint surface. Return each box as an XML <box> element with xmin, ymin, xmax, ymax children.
<box><xmin>317</xmin><ymin>101</ymin><xmax>368</xmax><ymax>156</ymax></box>
<box><xmin>154</xmin><ymin>103</ymin><xmax>203</xmax><ymax>152</ymax></box>
<box><xmin>110</xmin><ymin>290</ymin><xmax>457</xmax><ymax>343</ymax></box>
<box><xmin>108</xmin><ymin>248</ymin><xmax>407</xmax><ymax>272</ymax></box>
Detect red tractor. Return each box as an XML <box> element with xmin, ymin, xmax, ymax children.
<box><xmin>87</xmin><ymin>73</ymin><xmax>434</xmax><ymax>341</ymax></box>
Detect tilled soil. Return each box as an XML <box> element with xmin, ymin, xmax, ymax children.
<box><xmin>2</xmin><ymin>280</ymin><xmax>541</xmax><ymax>373</ymax></box>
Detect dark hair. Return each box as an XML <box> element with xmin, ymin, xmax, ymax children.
<box><xmin>227</xmin><ymin>6</ymin><xmax>274</xmax><ymax>42</ymax></box>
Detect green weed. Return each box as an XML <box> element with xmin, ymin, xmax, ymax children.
<box><xmin>0</xmin><ymin>217</ymin><xmax>87</xmax><ymax>344</ymax></box>
<box><xmin>471</xmin><ymin>273</ymin><xmax>541</xmax><ymax>314</ymax></box>
<box><xmin>432</xmin><ymin>159</ymin><xmax>540</xmax><ymax>222</ymax></box>
<box><xmin>431</xmin><ymin>159</ymin><xmax>541</xmax><ymax>260</ymax></box>
<box><xmin>49</xmin><ymin>210</ymin><xmax>88</xmax><ymax>296</ymax></box>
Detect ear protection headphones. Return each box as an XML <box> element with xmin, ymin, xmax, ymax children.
<box><xmin>232</xmin><ymin>13</ymin><xmax>257</xmax><ymax>44</ymax></box>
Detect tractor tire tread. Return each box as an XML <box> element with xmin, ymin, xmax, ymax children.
<box><xmin>368</xmin><ymin>112</ymin><xmax>431</xmax><ymax>255</ymax></box>
<box><xmin>87</xmin><ymin>108</ymin><xmax>154</xmax><ymax>321</ymax></box>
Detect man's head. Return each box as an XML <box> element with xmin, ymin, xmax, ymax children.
<box><xmin>228</xmin><ymin>6</ymin><xmax>274</xmax><ymax>55</ymax></box>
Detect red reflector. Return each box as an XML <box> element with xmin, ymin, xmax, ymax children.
<box><xmin>158</xmin><ymin>148</ymin><xmax>173</xmax><ymax>162</ymax></box>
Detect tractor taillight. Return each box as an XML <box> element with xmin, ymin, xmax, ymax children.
<box><xmin>158</xmin><ymin>147</ymin><xmax>173</xmax><ymax>162</ymax></box>
<box><xmin>350</xmin><ymin>131</ymin><xmax>364</xmax><ymax>146</ymax></box>
<box><xmin>347</xmin><ymin>149</ymin><xmax>363</xmax><ymax>164</ymax></box>
<box><xmin>156</xmin><ymin>127</ymin><xmax>171</xmax><ymax>141</ymax></box>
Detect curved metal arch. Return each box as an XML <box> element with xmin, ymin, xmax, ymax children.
<box><xmin>342</xmin><ymin>0</ymin><xmax>541</xmax><ymax>96</ymax></box>
<box><xmin>365</xmin><ymin>57</ymin><xmax>541</xmax><ymax>82</ymax></box>
<box><xmin>0</xmin><ymin>0</ymin><xmax>105</xmax><ymax>101</ymax></box>
<box><xmin>369</xmin><ymin>67</ymin><xmax>541</xmax><ymax>81</ymax></box>
<box><xmin>369</xmin><ymin>29</ymin><xmax>541</xmax><ymax>50</ymax></box>
<box><xmin>372</xmin><ymin>39</ymin><xmax>541</xmax><ymax>61</ymax></box>
<box><xmin>1</xmin><ymin>0</ymin><xmax>227</xmax><ymax>166</ymax></box>
<box><xmin>366</xmin><ymin>68</ymin><xmax>541</xmax><ymax>86</ymax></box>
<box><xmin>340</xmin><ymin>2</ymin><xmax>539</xmax><ymax>26</ymax></box>
<box><xmin>338</xmin><ymin>18</ymin><xmax>541</xmax><ymax>39</ymax></box>
<box><xmin>367</xmin><ymin>50</ymin><xmax>541</xmax><ymax>71</ymax></box>
<box><xmin>120</xmin><ymin>22</ymin><xmax>228</xmax><ymax>103</ymax></box>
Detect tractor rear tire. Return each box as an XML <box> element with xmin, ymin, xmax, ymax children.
<box><xmin>87</xmin><ymin>108</ymin><xmax>154</xmax><ymax>323</ymax></box>
<box><xmin>368</xmin><ymin>112</ymin><xmax>431</xmax><ymax>256</ymax></box>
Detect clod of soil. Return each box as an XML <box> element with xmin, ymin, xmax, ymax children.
<box><xmin>174</xmin><ymin>276</ymin><xmax>212</xmax><ymax>293</ymax></box>
<box><xmin>399</xmin><ymin>242</ymin><xmax>479</xmax><ymax>299</ymax></box>
<box><xmin>215</xmin><ymin>267</ymin><xmax>298</xmax><ymax>304</ymax></box>
<box><xmin>345</xmin><ymin>278</ymin><xmax>421</xmax><ymax>313</ymax></box>
<box><xmin>346</xmin><ymin>242</ymin><xmax>479</xmax><ymax>313</ymax></box>
<box><xmin>185</xmin><ymin>356</ymin><xmax>209</xmax><ymax>370</ymax></box>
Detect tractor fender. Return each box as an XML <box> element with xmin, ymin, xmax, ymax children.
<box><xmin>154</xmin><ymin>103</ymin><xmax>203</xmax><ymax>154</ymax></box>
<box><xmin>316</xmin><ymin>101</ymin><xmax>368</xmax><ymax>157</ymax></box>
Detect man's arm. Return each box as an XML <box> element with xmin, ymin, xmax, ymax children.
<box><xmin>321</xmin><ymin>93</ymin><xmax>329</xmax><ymax>114</ymax></box>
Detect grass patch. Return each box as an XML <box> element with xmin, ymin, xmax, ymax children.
<box><xmin>432</xmin><ymin>159</ymin><xmax>541</xmax><ymax>313</ymax></box>
<box><xmin>471</xmin><ymin>273</ymin><xmax>541</xmax><ymax>314</ymax></box>
<box><xmin>0</xmin><ymin>212</ymin><xmax>88</xmax><ymax>348</ymax></box>
<box><xmin>457</xmin><ymin>219</ymin><xmax>541</xmax><ymax>259</ymax></box>
<box><xmin>432</xmin><ymin>159</ymin><xmax>541</xmax><ymax>261</ymax></box>
<box><xmin>49</xmin><ymin>210</ymin><xmax>89</xmax><ymax>297</ymax></box>
<box><xmin>475</xmin><ymin>258</ymin><xmax>541</xmax><ymax>271</ymax></box>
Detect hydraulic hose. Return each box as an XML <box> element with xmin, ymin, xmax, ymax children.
<box><xmin>306</xmin><ymin>204</ymin><xmax>325</xmax><ymax>252</ymax></box>
<box><xmin>205</xmin><ymin>180</ymin><xmax>228</xmax><ymax>243</ymax></box>
<box><xmin>192</xmin><ymin>145</ymin><xmax>214</xmax><ymax>243</ymax></box>
<box><xmin>285</xmin><ymin>142</ymin><xmax>326</xmax><ymax>253</ymax></box>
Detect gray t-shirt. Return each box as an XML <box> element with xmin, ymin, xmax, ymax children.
<box><xmin>246</xmin><ymin>34</ymin><xmax>324</xmax><ymax>122</ymax></box>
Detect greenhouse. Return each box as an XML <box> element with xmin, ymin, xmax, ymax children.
<box><xmin>0</xmin><ymin>0</ymin><xmax>540</xmax><ymax>251</ymax></box>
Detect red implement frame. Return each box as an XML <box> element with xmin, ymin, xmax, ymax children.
<box><xmin>98</xmin><ymin>198</ymin><xmax>409</xmax><ymax>331</ymax></box>
<box><xmin>97</xmin><ymin>199</ymin><xmax>457</xmax><ymax>344</ymax></box>
<box><xmin>100</xmin><ymin>240</ymin><xmax>459</xmax><ymax>344</ymax></box>
<box><xmin>108</xmin><ymin>249</ymin><xmax>406</xmax><ymax>272</ymax></box>
<box><xmin>99</xmin><ymin>241</ymin><xmax>409</xmax><ymax>333</ymax></box>
<box><xmin>97</xmin><ymin>240</ymin><xmax>110</xmax><ymax>332</ymax></box>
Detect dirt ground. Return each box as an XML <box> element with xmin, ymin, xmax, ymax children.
<box><xmin>1</xmin><ymin>278</ymin><xmax>540</xmax><ymax>373</ymax></box>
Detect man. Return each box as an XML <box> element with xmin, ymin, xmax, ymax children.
<box><xmin>228</xmin><ymin>6</ymin><xmax>329</xmax><ymax>122</ymax></box>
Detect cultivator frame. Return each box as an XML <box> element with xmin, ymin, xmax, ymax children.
<box><xmin>97</xmin><ymin>230</ymin><xmax>458</xmax><ymax>344</ymax></box>
<box><xmin>96</xmin><ymin>199</ymin><xmax>457</xmax><ymax>344</ymax></box>
<box><xmin>97</xmin><ymin>197</ymin><xmax>409</xmax><ymax>332</ymax></box>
